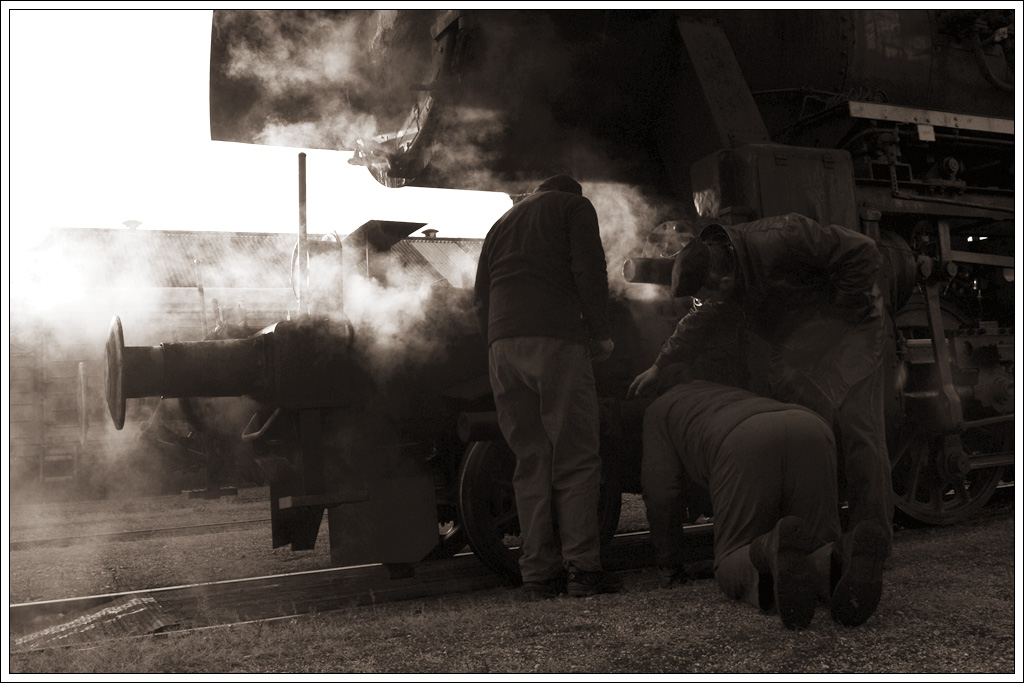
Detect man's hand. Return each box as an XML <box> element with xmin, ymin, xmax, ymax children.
<box><xmin>590</xmin><ymin>337</ymin><xmax>615</xmax><ymax>362</ymax></box>
<box><xmin>627</xmin><ymin>364</ymin><xmax>660</xmax><ymax>399</ymax></box>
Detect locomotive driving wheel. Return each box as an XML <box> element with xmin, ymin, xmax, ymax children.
<box><xmin>457</xmin><ymin>440</ymin><xmax>523</xmax><ymax>582</ymax></box>
<box><xmin>889</xmin><ymin>427</ymin><xmax>1006</xmax><ymax>526</ymax></box>
<box><xmin>889</xmin><ymin>294</ymin><xmax>1010</xmax><ymax>526</ymax></box>
<box><xmin>457</xmin><ymin>440</ymin><xmax>622</xmax><ymax>584</ymax></box>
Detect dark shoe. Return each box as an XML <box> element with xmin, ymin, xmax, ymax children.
<box><xmin>830</xmin><ymin>521</ymin><xmax>887</xmax><ymax>627</ymax></box>
<box><xmin>748</xmin><ymin>516</ymin><xmax>818</xmax><ymax>630</ymax></box>
<box><xmin>657</xmin><ymin>565</ymin><xmax>688</xmax><ymax>589</ymax></box>
<box><xmin>519</xmin><ymin>573</ymin><xmax>566</xmax><ymax>602</ymax></box>
<box><xmin>567</xmin><ymin>568</ymin><xmax>624</xmax><ymax>597</ymax></box>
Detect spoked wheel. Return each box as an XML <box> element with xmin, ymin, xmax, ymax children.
<box><xmin>889</xmin><ymin>426</ymin><xmax>1007</xmax><ymax>526</ymax></box>
<box><xmin>457</xmin><ymin>441</ymin><xmax>522</xmax><ymax>582</ymax></box>
<box><xmin>889</xmin><ymin>295</ymin><xmax>1010</xmax><ymax>526</ymax></box>
<box><xmin>457</xmin><ymin>440</ymin><xmax>624</xmax><ymax>584</ymax></box>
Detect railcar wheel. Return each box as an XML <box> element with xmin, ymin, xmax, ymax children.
<box><xmin>457</xmin><ymin>440</ymin><xmax>623</xmax><ymax>584</ymax></box>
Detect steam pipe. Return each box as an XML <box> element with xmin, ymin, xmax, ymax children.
<box><xmin>194</xmin><ymin>258</ymin><xmax>208</xmax><ymax>337</ymax></box>
<box><xmin>298</xmin><ymin>152</ymin><xmax>308</xmax><ymax>314</ymax></box>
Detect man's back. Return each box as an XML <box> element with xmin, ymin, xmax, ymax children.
<box><xmin>475</xmin><ymin>185</ymin><xmax>609</xmax><ymax>346</ymax></box>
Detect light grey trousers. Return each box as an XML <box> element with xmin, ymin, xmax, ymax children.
<box><xmin>489</xmin><ymin>336</ymin><xmax>603</xmax><ymax>583</ymax></box>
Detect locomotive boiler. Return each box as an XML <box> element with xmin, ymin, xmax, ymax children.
<box><xmin>106</xmin><ymin>9</ymin><xmax>1014</xmax><ymax>583</ymax></box>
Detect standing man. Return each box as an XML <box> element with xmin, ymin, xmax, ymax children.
<box><xmin>474</xmin><ymin>174</ymin><xmax>622</xmax><ymax>600</ymax></box>
<box><xmin>629</xmin><ymin>212</ymin><xmax>894</xmax><ymax>556</ymax></box>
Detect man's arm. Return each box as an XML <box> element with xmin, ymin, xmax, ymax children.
<box><xmin>629</xmin><ymin>301</ymin><xmax>743</xmax><ymax>398</ymax></box>
<box><xmin>473</xmin><ymin>240</ymin><xmax>491</xmax><ymax>341</ymax></box>
<box><xmin>777</xmin><ymin>215</ymin><xmax>882</xmax><ymax>317</ymax></box>
<box><xmin>567</xmin><ymin>198</ymin><xmax>612</xmax><ymax>342</ymax></box>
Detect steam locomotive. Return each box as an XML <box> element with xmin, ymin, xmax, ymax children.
<box><xmin>106</xmin><ymin>9</ymin><xmax>1014</xmax><ymax>582</ymax></box>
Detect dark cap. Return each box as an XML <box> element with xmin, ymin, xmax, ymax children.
<box><xmin>534</xmin><ymin>174</ymin><xmax>583</xmax><ymax>195</ymax></box>
<box><xmin>670</xmin><ymin>236</ymin><xmax>710</xmax><ymax>298</ymax></box>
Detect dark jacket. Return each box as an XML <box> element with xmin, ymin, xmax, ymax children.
<box><xmin>647</xmin><ymin>380</ymin><xmax>823</xmax><ymax>491</ymax></box>
<box><xmin>474</xmin><ymin>187</ymin><xmax>611</xmax><ymax>346</ymax></box>
<box><xmin>655</xmin><ymin>213</ymin><xmax>885</xmax><ymax>405</ymax></box>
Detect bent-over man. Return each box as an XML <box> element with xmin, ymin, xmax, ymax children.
<box><xmin>630</xmin><ymin>213</ymin><xmax>894</xmax><ymax>556</ymax></box>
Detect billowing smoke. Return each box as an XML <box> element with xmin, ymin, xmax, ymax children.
<box><xmin>214</xmin><ymin>10</ymin><xmax>432</xmax><ymax>152</ymax></box>
<box><xmin>304</xmin><ymin>247</ymin><xmax>479</xmax><ymax>380</ymax></box>
<box><xmin>9</xmin><ymin>226</ymin><xmax>299</xmax><ymax>504</ymax></box>
<box><xmin>255</xmin><ymin>111</ymin><xmax>381</xmax><ymax>149</ymax></box>
<box><xmin>223</xmin><ymin>12</ymin><xmax>369</xmax><ymax>97</ymax></box>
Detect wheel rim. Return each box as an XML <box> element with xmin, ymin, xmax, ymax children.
<box><xmin>890</xmin><ymin>428</ymin><xmax>1005</xmax><ymax>526</ymax></box>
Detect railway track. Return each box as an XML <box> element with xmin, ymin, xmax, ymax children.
<box><xmin>8</xmin><ymin>518</ymin><xmax>271</xmax><ymax>551</ymax></box>
<box><xmin>8</xmin><ymin>525</ymin><xmax>714</xmax><ymax>652</ymax></box>
<box><xmin>9</xmin><ymin>484</ymin><xmax>1014</xmax><ymax>653</ymax></box>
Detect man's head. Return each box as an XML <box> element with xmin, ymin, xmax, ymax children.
<box><xmin>534</xmin><ymin>174</ymin><xmax>583</xmax><ymax>196</ymax></box>
<box><xmin>671</xmin><ymin>226</ymin><xmax>736</xmax><ymax>301</ymax></box>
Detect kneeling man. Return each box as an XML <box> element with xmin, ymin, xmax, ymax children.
<box><xmin>643</xmin><ymin>380</ymin><xmax>887</xmax><ymax>629</ymax></box>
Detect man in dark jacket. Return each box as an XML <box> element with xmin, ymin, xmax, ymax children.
<box><xmin>629</xmin><ymin>212</ymin><xmax>894</xmax><ymax>556</ymax></box>
<box><xmin>474</xmin><ymin>174</ymin><xmax>621</xmax><ymax>599</ymax></box>
<box><xmin>643</xmin><ymin>378</ymin><xmax>887</xmax><ymax>629</ymax></box>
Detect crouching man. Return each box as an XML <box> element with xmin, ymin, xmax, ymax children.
<box><xmin>642</xmin><ymin>380</ymin><xmax>888</xmax><ymax>629</ymax></box>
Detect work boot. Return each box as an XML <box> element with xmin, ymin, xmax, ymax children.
<box><xmin>519</xmin><ymin>573</ymin><xmax>565</xmax><ymax>602</ymax></box>
<box><xmin>829</xmin><ymin>521</ymin><xmax>887</xmax><ymax>627</ymax></box>
<box><xmin>748</xmin><ymin>516</ymin><xmax>818</xmax><ymax>630</ymax></box>
<box><xmin>567</xmin><ymin>568</ymin><xmax>624</xmax><ymax>597</ymax></box>
<box><xmin>657</xmin><ymin>565</ymin><xmax>688</xmax><ymax>589</ymax></box>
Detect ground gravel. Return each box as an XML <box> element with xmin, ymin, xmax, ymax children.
<box><xmin>6</xmin><ymin>488</ymin><xmax>1019</xmax><ymax>674</ymax></box>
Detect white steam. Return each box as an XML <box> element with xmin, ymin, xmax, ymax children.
<box><xmin>586</xmin><ymin>181</ymin><xmax>676</xmax><ymax>301</ymax></box>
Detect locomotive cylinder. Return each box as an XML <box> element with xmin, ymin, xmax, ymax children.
<box><xmin>123</xmin><ymin>340</ymin><xmax>266</xmax><ymax>398</ymax></box>
<box><xmin>105</xmin><ymin>314</ymin><xmax>371</xmax><ymax>430</ymax></box>
<box><xmin>106</xmin><ymin>315</ymin><xmax>268</xmax><ymax>429</ymax></box>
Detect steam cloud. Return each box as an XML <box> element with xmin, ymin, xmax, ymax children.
<box><xmin>218</xmin><ymin>10</ymin><xmax>390</xmax><ymax>150</ymax></box>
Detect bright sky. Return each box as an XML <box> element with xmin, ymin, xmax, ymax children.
<box><xmin>4</xmin><ymin>8</ymin><xmax>512</xmax><ymax>258</ymax></box>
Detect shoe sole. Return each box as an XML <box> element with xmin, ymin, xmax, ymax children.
<box><xmin>773</xmin><ymin>517</ymin><xmax>819</xmax><ymax>630</ymax></box>
<box><xmin>831</xmin><ymin>522</ymin><xmax>886</xmax><ymax>627</ymax></box>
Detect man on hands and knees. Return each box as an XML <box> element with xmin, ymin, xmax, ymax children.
<box><xmin>475</xmin><ymin>174</ymin><xmax>622</xmax><ymax>601</ymax></box>
<box><xmin>643</xmin><ymin>378</ymin><xmax>887</xmax><ymax>629</ymax></box>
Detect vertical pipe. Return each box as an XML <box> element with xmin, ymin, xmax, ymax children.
<box><xmin>77</xmin><ymin>361</ymin><xmax>88</xmax><ymax>446</ymax></box>
<box><xmin>298</xmin><ymin>152</ymin><xmax>308</xmax><ymax>315</ymax></box>
<box><xmin>194</xmin><ymin>258</ymin><xmax>209</xmax><ymax>338</ymax></box>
